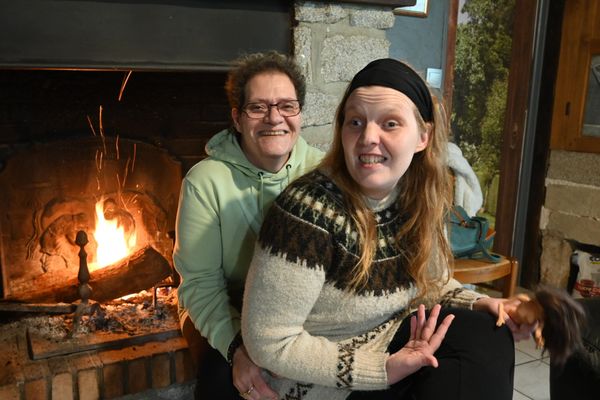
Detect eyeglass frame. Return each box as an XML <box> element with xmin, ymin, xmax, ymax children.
<box><xmin>241</xmin><ymin>100</ymin><xmax>302</xmax><ymax>119</ymax></box>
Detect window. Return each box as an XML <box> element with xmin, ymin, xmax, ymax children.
<box><xmin>550</xmin><ymin>0</ymin><xmax>600</xmax><ymax>153</ymax></box>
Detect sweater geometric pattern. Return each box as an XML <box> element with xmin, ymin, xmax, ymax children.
<box><xmin>260</xmin><ymin>170</ymin><xmax>414</xmax><ymax>296</ymax></box>
<box><xmin>243</xmin><ymin>170</ymin><xmax>483</xmax><ymax>400</ymax></box>
<box><xmin>336</xmin><ymin>316</ymin><xmax>399</xmax><ymax>388</ymax></box>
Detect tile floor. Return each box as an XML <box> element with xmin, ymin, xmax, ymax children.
<box><xmin>513</xmin><ymin>336</ymin><xmax>551</xmax><ymax>399</ymax></box>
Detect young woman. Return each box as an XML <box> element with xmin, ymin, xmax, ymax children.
<box><xmin>240</xmin><ymin>58</ymin><xmax>533</xmax><ymax>400</ymax></box>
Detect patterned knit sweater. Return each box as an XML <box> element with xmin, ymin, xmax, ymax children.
<box><xmin>242</xmin><ymin>170</ymin><xmax>484</xmax><ymax>400</ymax></box>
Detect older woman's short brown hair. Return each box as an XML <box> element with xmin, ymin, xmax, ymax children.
<box><xmin>224</xmin><ymin>51</ymin><xmax>306</xmax><ymax>111</ymax></box>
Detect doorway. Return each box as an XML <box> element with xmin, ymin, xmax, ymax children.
<box><xmin>451</xmin><ymin>0</ymin><xmax>516</xmax><ymax>228</ymax></box>
<box><xmin>448</xmin><ymin>0</ymin><xmax>554</xmax><ymax>288</ymax></box>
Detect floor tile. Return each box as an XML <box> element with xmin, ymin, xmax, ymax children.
<box><xmin>514</xmin><ymin>360</ymin><xmax>550</xmax><ymax>400</ymax></box>
<box><xmin>515</xmin><ymin>337</ymin><xmax>546</xmax><ymax>359</ymax></box>
<box><xmin>513</xmin><ymin>389</ymin><xmax>532</xmax><ymax>400</ymax></box>
<box><xmin>542</xmin><ymin>358</ymin><xmax>550</xmax><ymax>366</ymax></box>
<box><xmin>515</xmin><ymin>348</ymin><xmax>537</xmax><ymax>365</ymax></box>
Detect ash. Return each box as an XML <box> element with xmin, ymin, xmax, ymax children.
<box><xmin>0</xmin><ymin>287</ymin><xmax>180</xmax><ymax>341</ymax></box>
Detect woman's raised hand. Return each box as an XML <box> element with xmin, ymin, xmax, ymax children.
<box><xmin>385</xmin><ymin>304</ymin><xmax>454</xmax><ymax>385</ymax></box>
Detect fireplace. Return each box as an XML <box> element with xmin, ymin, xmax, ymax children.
<box><xmin>0</xmin><ymin>67</ymin><xmax>233</xmax><ymax>400</ymax></box>
<box><xmin>0</xmin><ymin>0</ymin><xmax>293</xmax><ymax>396</ymax></box>
<box><xmin>0</xmin><ymin>68</ymin><xmax>232</xmax><ymax>297</ymax></box>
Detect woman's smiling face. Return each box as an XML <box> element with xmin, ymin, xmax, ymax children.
<box><xmin>341</xmin><ymin>85</ymin><xmax>430</xmax><ymax>199</ymax></box>
<box><xmin>232</xmin><ymin>71</ymin><xmax>301</xmax><ymax>173</ymax></box>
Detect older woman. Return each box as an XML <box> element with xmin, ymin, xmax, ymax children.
<box><xmin>174</xmin><ymin>51</ymin><xmax>323</xmax><ymax>399</ymax></box>
<box><xmin>241</xmin><ymin>59</ymin><xmax>532</xmax><ymax>400</ymax></box>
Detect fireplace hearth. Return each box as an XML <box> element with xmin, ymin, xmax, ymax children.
<box><xmin>0</xmin><ymin>69</ymin><xmax>221</xmax><ymax>399</ymax></box>
<box><xmin>24</xmin><ymin>287</ymin><xmax>181</xmax><ymax>361</ymax></box>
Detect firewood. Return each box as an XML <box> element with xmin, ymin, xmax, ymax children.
<box><xmin>0</xmin><ymin>302</ymin><xmax>77</xmax><ymax>314</ymax></box>
<box><xmin>10</xmin><ymin>246</ymin><xmax>172</xmax><ymax>303</ymax></box>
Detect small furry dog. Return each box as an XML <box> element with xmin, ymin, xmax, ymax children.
<box><xmin>496</xmin><ymin>285</ymin><xmax>587</xmax><ymax>366</ymax></box>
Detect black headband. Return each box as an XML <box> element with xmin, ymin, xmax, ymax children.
<box><xmin>347</xmin><ymin>58</ymin><xmax>433</xmax><ymax>122</ymax></box>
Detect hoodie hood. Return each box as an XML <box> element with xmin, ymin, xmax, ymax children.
<box><xmin>205</xmin><ymin>128</ymin><xmax>317</xmax><ymax>183</ymax></box>
<box><xmin>203</xmin><ymin>128</ymin><xmax>323</xmax><ymax>229</ymax></box>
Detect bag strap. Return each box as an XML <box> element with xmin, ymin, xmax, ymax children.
<box><xmin>479</xmin><ymin>247</ymin><xmax>501</xmax><ymax>263</ymax></box>
<box><xmin>449</xmin><ymin>205</ymin><xmax>501</xmax><ymax>263</ymax></box>
<box><xmin>470</xmin><ymin>220</ymin><xmax>500</xmax><ymax>262</ymax></box>
<box><xmin>459</xmin><ymin>213</ymin><xmax>501</xmax><ymax>263</ymax></box>
<box><xmin>450</xmin><ymin>205</ymin><xmax>470</xmax><ymax>226</ymax></box>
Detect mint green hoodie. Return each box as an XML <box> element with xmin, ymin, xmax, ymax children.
<box><xmin>174</xmin><ymin>128</ymin><xmax>324</xmax><ymax>358</ymax></box>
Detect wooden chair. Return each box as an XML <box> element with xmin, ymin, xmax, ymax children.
<box><xmin>452</xmin><ymin>255</ymin><xmax>518</xmax><ymax>298</ymax></box>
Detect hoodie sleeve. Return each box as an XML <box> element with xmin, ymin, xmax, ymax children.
<box><xmin>173</xmin><ymin>175</ymin><xmax>239</xmax><ymax>359</ymax></box>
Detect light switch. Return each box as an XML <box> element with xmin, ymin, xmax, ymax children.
<box><xmin>426</xmin><ymin>68</ymin><xmax>443</xmax><ymax>89</ymax></box>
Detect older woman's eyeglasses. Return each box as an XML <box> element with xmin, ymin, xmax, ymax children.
<box><xmin>242</xmin><ymin>100</ymin><xmax>301</xmax><ymax>119</ymax></box>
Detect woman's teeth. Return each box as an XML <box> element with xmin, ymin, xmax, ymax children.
<box><xmin>359</xmin><ymin>155</ymin><xmax>386</xmax><ymax>164</ymax></box>
<box><xmin>261</xmin><ymin>130</ymin><xmax>287</xmax><ymax>136</ymax></box>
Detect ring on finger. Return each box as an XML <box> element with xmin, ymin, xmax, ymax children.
<box><xmin>240</xmin><ymin>385</ymin><xmax>255</xmax><ymax>398</ymax></box>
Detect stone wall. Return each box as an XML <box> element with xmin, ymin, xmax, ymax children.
<box><xmin>540</xmin><ymin>150</ymin><xmax>600</xmax><ymax>287</ymax></box>
<box><xmin>293</xmin><ymin>1</ymin><xmax>396</xmax><ymax>150</ymax></box>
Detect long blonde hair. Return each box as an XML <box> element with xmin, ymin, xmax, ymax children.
<box><xmin>319</xmin><ymin>84</ymin><xmax>453</xmax><ymax>301</ymax></box>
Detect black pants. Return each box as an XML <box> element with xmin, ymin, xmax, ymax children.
<box><xmin>348</xmin><ymin>307</ymin><xmax>515</xmax><ymax>400</ymax></box>
<box><xmin>181</xmin><ymin>316</ymin><xmax>239</xmax><ymax>400</ymax></box>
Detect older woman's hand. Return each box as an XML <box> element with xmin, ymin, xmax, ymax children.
<box><xmin>232</xmin><ymin>344</ymin><xmax>278</xmax><ymax>400</ymax></box>
<box><xmin>385</xmin><ymin>304</ymin><xmax>455</xmax><ymax>385</ymax></box>
<box><xmin>473</xmin><ymin>297</ymin><xmax>537</xmax><ymax>342</ymax></box>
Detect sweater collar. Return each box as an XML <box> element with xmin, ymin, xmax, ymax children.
<box><xmin>363</xmin><ymin>186</ymin><xmax>400</xmax><ymax>212</ymax></box>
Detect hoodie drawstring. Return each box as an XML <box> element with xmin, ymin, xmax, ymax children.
<box><xmin>257</xmin><ymin>171</ymin><xmax>265</xmax><ymax>218</ymax></box>
<box><xmin>257</xmin><ymin>165</ymin><xmax>291</xmax><ymax>217</ymax></box>
<box><xmin>285</xmin><ymin>164</ymin><xmax>292</xmax><ymax>189</ymax></box>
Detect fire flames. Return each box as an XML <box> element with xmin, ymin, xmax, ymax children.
<box><xmin>90</xmin><ymin>200</ymin><xmax>137</xmax><ymax>271</ymax></box>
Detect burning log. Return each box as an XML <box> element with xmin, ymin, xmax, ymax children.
<box><xmin>12</xmin><ymin>246</ymin><xmax>172</xmax><ymax>304</ymax></box>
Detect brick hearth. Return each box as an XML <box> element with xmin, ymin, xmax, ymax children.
<box><xmin>0</xmin><ymin>333</ymin><xmax>195</xmax><ymax>400</ymax></box>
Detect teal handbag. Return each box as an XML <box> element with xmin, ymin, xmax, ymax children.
<box><xmin>447</xmin><ymin>205</ymin><xmax>500</xmax><ymax>262</ymax></box>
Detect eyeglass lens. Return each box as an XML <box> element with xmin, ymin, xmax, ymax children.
<box><xmin>243</xmin><ymin>101</ymin><xmax>300</xmax><ymax>118</ymax></box>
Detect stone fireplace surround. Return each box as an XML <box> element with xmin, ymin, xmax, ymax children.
<box><xmin>0</xmin><ymin>1</ymin><xmax>403</xmax><ymax>399</ymax></box>
<box><xmin>0</xmin><ymin>73</ymin><xmax>236</xmax><ymax>398</ymax></box>
<box><xmin>0</xmin><ymin>69</ymin><xmax>223</xmax><ymax>399</ymax></box>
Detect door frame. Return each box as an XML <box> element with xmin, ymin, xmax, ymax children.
<box><xmin>446</xmin><ymin>0</ymin><xmax>553</xmax><ymax>288</ymax></box>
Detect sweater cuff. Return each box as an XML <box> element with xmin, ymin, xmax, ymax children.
<box><xmin>440</xmin><ymin>287</ymin><xmax>487</xmax><ymax>309</ymax></box>
<box><xmin>348</xmin><ymin>349</ymin><xmax>389</xmax><ymax>390</ymax></box>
